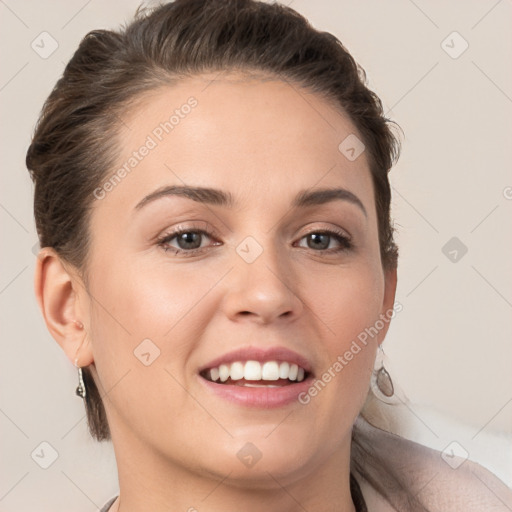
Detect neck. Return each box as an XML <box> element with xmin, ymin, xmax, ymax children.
<box><xmin>108</xmin><ymin>423</ymin><xmax>357</xmax><ymax>512</ymax></box>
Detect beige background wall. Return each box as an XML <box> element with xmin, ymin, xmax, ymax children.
<box><xmin>1</xmin><ymin>1</ymin><xmax>511</xmax><ymax>510</ymax></box>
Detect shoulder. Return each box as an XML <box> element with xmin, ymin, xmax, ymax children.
<box><xmin>352</xmin><ymin>416</ymin><xmax>512</xmax><ymax>512</ymax></box>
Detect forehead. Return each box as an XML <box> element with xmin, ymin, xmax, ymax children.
<box><xmin>125</xmin><ymin>71</ymin><xmax>362</xmax><ymax>156</ymax></box>
<box><xmin>95</xmin><ymin>72</ymin><xmax>375</xmax><ymax>215</ymax></box>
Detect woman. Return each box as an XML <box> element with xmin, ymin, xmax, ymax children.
<box><xmin>26</xmin><ymin>1</ymin><xmax>512</xmax><ymax>510</ymax></box>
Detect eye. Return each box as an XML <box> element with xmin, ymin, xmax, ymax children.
<box><xmin>156</xmin><ymin>225</ymin><xmax>352</xmax><ymax>257</ymax></box>
<box><xmin>156</xmin><ymin>226</ymin><xmax>220</xmax><ymax>256</ymax></box>
<box><xmin>296</xmin><ymin>229</ymin><xmax>352</xmax><ymax>252</ymax></box>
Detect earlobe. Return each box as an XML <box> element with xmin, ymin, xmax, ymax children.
<box><xmin>34</xmin><ymin>248</ymin><xmax>93</xmax><ymax>366</ymax></box>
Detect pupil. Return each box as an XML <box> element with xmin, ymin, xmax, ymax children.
<box><xmin>308</xmin><ymin>233</ymin><xmax>329</xmax><ymax>250</ymax></box>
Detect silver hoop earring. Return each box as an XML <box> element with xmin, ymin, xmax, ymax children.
<box><xmin>74</xmin><ymin>358</ymin><xmax>86</xmax><ymax>399</ymax></box>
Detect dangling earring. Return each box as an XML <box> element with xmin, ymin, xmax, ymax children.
<box><xmin>370</xmin><ymin>345</ymin><xmax>394</xmax><ymax>402</ymax></box>
<box><xmin>74</xmin><ymin>357</ymin><xmax>87</xmax><ymax>399</ymax></box>
<box><xmin>73</xmin><ymin>320</ymin><xmax>86</xmax><ymax>399</ymax></box>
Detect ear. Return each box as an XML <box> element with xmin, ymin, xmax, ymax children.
<box><xmin>376</xmin><ymin>266</ymin><xmax>398</xmax><ymax>345</ymax></box>
<box><xmin>34</xmin><ymin>248</ymin><xmax>94</xmax><ymax>367</ymax></box>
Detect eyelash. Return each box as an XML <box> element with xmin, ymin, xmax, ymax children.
<box><xmin>156</xmin><ymin>226</ymin><xmax>353</xmax><ymax>257</ymax></box>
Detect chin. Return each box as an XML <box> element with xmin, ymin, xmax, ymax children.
<box><xmin>189</xmin><ymin>431</ymin><xmax>322</xmax><ymax>489</ymax></box>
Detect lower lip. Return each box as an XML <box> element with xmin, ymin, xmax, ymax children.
<box><xmin>198</xmin><ymin>375</ymin><xmax>314</xmax><ymax>408</ymax></box>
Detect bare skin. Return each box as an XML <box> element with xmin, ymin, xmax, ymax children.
<box><xmin>36</xmin><ymin>72</ymin><xmax>398</xmax><ymax>511</ymax></box>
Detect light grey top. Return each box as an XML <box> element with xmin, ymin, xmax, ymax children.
<box><xmin>100</xmin><ymin>496</ymin><xmax>118</xmax><ymax>512</ymax></box>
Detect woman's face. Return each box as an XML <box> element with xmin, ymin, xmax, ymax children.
<box><xmin>82</xmin><ymin>72</ymin><xmax>396</xmax><ymax>486</ymax></box>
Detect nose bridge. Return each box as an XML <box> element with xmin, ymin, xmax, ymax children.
<box><xmin>223</xmin><ymin>233</ymin><xmax>303</xmax><ymax>322</ymax></box>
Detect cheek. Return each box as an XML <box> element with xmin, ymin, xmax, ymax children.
<box><xmin>85</xmin><ymin>262</ymin><xmax>214</xmax><ymax>438</ymax></box>
<box><xmin>301</xmin><ymin>263</ymin><xmax>384</xmax><ymax>407</ymax></box>
<box><xmin>304</xmin><ymin>262</ymin><xmax>384</xmax><ymax>346</ymax></box>
<box><xmin>87</xmin><ymin>259</ymin><xmax>217</xmax><ymax>372</ymax></box>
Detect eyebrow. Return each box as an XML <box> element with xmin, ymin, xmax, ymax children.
<box><xmin>134</xmin><ymin>185</ymin><xmax>367</xmax><ymax>217</ymax></box>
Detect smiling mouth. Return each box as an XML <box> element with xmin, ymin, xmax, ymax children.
<box><xmin>200</xmin><ymin>360</ymin><xmax>311</xmax><ymax>387</ymax></box>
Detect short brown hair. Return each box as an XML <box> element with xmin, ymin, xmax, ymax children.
<box><xmin>26</xmin><ymin>0</ymin><xmax>401</xmax><ymax>442</ymax></box>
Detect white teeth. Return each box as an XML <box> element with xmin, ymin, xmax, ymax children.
<box><xmin>219</xmin><ymin>364</ymin><xmax>230</xmax><ymax>382</ymax></box>
<box><xmin>204</xmin><ymin>360</ymin><xmax>308</xmax><ymax>383</ymax></box>
<box><xmin>244</xmin><ymin>360</ymin><xmax>262</xmax><ymax>380</ymax></box>
<box><xmin>288</xmin><ymin>364</ymin><xmax>298</xmax><ymax>380</ymax></box>
<box><xmin>230</xmin><ymin>361</ymin><xmax>244</xmax><ymax>380</ymax></box>
<box><xmin>210</xmin><ymin>367</ymin><xmax>220</xmax><ymax>382</ymax></box>
<box><xmin>262</xmin><ymin>361</ymin><xmax>280</xmax><ymax>380</ymax></box>
<box><xmin>278</xmin><ymin>361</ymin><xmax>290</xmax><ymax>379</ymax></box>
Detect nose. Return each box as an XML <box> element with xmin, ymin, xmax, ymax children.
<box><xmin>221</xmin><ymin>241</ymin><xmax>304</xmax><ymax>325</ymax></box>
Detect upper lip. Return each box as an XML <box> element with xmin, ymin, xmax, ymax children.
<box><xmin>199</xmin><ymin>346</ymin><xmax>313</xmax><ymax>375</ymax></box>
